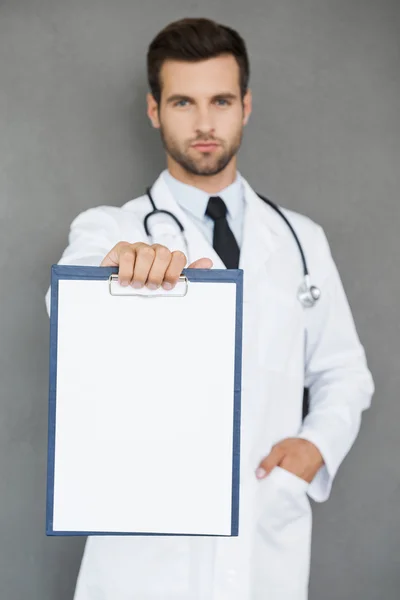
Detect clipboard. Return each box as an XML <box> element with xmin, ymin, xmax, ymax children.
<box><xmin>47</xmin><ymin>265</ymin><xmax>243</xmax><ymax>537</ymax></box>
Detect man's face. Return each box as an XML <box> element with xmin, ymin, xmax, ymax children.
<box><xmin>147</xmin><ymin>54</ymin><xmax>252</xmax><ymax>176</ymax></box>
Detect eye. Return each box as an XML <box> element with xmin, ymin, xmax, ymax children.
<box><xmin>215</xmin><ymin>99</ymin><xmax>231</xmax><ymax>106</ymax></box>
<box><xmin>174</xmin><ymin>99</ymin><xmax>190</xmax><ymax>107</ymax></box>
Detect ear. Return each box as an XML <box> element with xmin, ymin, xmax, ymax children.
<box><xmin>147</xmin><ymin>93</ymin><xmax>160</xmax><ymax>129</ymax></box>
<box><xmin>242</xmin><ymin>88</ymin><xmax>252</xmax><ymax>126</ymax></box>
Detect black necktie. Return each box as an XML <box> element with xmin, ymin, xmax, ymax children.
<box><xmin>206</xmin><ymin>196</ymin><xmax>240</xmax><ymax>269</ymax></box>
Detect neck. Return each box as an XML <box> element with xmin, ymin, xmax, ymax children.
<box><xmin>166</xmin><ymin>156</ymin><xmax>237</xmax><ymax>194</ymax></box>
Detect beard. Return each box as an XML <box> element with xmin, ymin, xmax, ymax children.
<box><xmin>159</xmin><ymin>125</ymin><xmax>243</xmax><ymax>177</ymax></box>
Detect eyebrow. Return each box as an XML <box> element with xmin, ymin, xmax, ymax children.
<box><xmin>165</xmin><ymin>92</ymin><xmax>238</xmax><ymax>104</ymax></box>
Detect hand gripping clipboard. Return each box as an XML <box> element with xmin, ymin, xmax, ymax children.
<box><xmin>47</xmin><ymin>265</ymin><xmax>243</xmax><ymax>537</ymax></box>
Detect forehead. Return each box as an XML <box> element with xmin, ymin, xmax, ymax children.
<box><xmin>159</xmin><ymin>55</ymin><xmax>241</xmax><ymax>96</ymax></box>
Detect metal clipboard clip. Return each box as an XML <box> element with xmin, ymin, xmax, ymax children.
<box><xmin>108</xmin><ymin>274</ymin><xmax>189</xmax><ymax>298</ymax></box>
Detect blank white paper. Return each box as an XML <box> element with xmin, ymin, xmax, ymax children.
<box><xmin>52</xmin><ymin>277</ymin><xmax>238</xmax><ymax>535</ymax></box>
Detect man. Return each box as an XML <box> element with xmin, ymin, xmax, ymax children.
<box><xmin>47</xmin><ymin>17</ymin><xmax>374</xmax><ymax>600</ymax></box>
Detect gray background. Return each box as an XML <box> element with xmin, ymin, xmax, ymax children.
<box><xmin>0</xmin><ymin>0</ymin><xmax>399</xmax><ymax>598</ymax></box>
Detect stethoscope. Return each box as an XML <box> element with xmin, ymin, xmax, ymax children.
<box><xmin>144</xmin><ymin>186</ymin><xmax>321</xmax><ymax>308</ymax></box>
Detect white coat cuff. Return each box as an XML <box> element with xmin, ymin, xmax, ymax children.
<box><xmin>297</xmin><ymin>405</ymin><xmax>362</xmax><ymax>503</ymax></box>
<box><xmin>296</xmin><ymin>428</ymin><xmax>335</xmax><ymax>503</ymax></box>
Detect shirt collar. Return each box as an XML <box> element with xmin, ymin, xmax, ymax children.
<box><xmin>162</xmin><ymin>169</ymin><xmax>244</xmax><ymax>222</ymax></box>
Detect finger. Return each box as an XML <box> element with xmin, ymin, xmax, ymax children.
<box><xmin>279</xmin><ymin>456</ymin><xmax>314</xmax><ymax>483</ymax></box>
<box><xmin>146</xmin><ymin>245</ymin><xmax>172</xmax><ymax>289</ymax></box>
<box><xmin>188</xmin><ymin>257</ymin><xmax>213</xmax><ymax>269</ymax></box>
<box><xmin>100</xmin><ymin>242</ymin><xmax>129</xmax><ymax>268</ymax></box>
<box><xmin>132</xmin><ymin>244</ymin><xmax>156</xmax><ymax>288</ymax></box>
<box><xmin>162</xmin><ymin>251</ymin><xmax>187</xmax><ymax>290</ymax></box>
<box><xmin>256</xmin><ymin>444</ymin><xmax>286</xmax><ymax>479</ymax></box>
<box><xmin>116</xmin><ymin>245</ymin><xmax>137</xmax><ymax>286</ymax></box>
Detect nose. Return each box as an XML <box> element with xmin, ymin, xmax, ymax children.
<box><xmin>193</xmin><ymin>104</ymin><xmax>216</xmax><ymax>136</ymax></box>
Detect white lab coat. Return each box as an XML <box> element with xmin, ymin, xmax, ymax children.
<box><xmin>46</xmin><ymin>171</ymin><xmax>374</xmax><ymax>600</ymax></box>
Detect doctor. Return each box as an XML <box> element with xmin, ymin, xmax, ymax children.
<box><xmin>48</xmin><ymin>16</ymin><xmax>374</xmax><ymax>600</ymax></box>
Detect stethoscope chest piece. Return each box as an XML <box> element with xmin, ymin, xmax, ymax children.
<box><xmin>297</xmin><ymin>276</ymin><xmax>321</xmax><ymax>308</ymax></box>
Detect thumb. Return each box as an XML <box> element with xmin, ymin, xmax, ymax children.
<box><xmin>256</xmin><ymin>444</ymin><xmax>286</xmax><ymax>480</ymax></box>
<box><xmin>188</xmin><ymin>257</ymin><xmax>213</xmax><ymax>269</ymax></box>
<box><xmin>100</xmin><ymin>255</ymin><xmax>118</xmax><ymax>267</ymax></box>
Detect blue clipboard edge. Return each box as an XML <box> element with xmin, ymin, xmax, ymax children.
<box><xmin>46</xmin><ymin>265</ymin><xmax>243</xmax><ymax>537</ymax></box>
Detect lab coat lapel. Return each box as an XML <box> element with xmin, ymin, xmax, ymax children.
<box><xmin>239</xmin><ymin>177</ymin><xmax>287</xmax><ymax>295</ymax></box>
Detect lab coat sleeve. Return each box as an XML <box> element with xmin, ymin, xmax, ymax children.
<box><xmin>297</xmin><ymin>226</ymin><xmax>374</xmax><ymax>503</ymax></box>
<box><xmin>45</xmin><ymin>205</ymin><xmax>145</xmax><ymax>315</ymax></box>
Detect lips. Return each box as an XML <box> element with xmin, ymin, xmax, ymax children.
<box><xmin>192</xmin><ymin>143</ymin><xmax>219</xmax><ymax>150</ymax></box>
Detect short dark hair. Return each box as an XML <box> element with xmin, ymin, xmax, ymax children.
<box><xmin>146</xmin><ymin>17</ymin><xmax>250</xmax><ymax>105</ymax></box>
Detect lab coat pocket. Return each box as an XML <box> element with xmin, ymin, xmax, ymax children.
<box><xmin>274</xmin><ymin>465</ymin><xmax>310</xmax><ymax>494</ymax></box>
<box><xmin>254</xmin><ymin>466</ymin><xmax>312</xmax><ymax>596</ymax></box>
<box><xmin>256</xmin><ymin>465</ymin><xmax>310</xmax><ymax>533</ymax></box>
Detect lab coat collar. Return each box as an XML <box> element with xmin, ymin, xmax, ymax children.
<box><xmin>162</xmin><ymin>169</ymin><xmax>243</xmax><ymax>221</ymax></box>
<box><xmin>239</xmin><ymin>177</ymin><xmax>286</xmax><ymax>271</ymax></box>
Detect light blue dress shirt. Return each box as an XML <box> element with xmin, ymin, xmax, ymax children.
<box><xmin>162</xmin><ymin>169</ymin><xmax>246</xmax><ymax>248</ymax></box>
